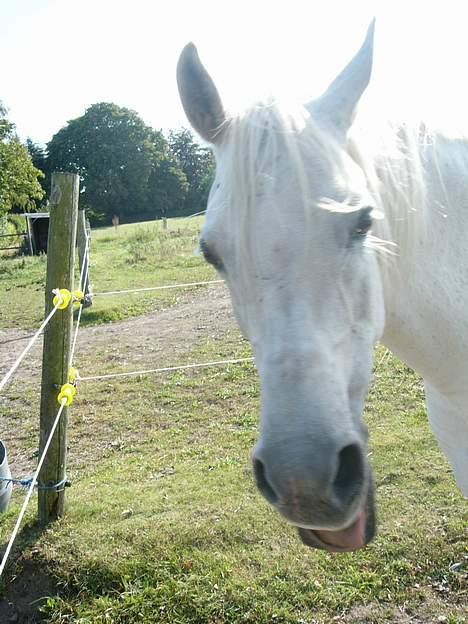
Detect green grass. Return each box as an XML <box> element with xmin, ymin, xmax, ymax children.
<box><xmin>0</xmin><ymin>217</ymin><xmax>215</xmax><ymax>329</ymax></box>
<box><xmin>0</xmin><ymin>338</ymin><xmax>466</xmax><ymax>623</ymax></box>
<box><xmin>0</xmin><ymin>218</ymin><xmax>466</xmax><ymax>622</ymax></box>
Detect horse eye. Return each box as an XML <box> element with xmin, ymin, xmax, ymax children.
<box><xmin>353</xmin><ymin>209</ymin><xmax>373</xmax><ymax>239</ymax></box>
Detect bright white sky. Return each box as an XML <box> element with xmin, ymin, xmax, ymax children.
<box><xmin>1</xmin><ymin>0</ymin><xmax>468</xmax><ymax>145</ymax></box>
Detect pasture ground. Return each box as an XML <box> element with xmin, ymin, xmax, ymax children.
<box><xmin>0</xmin><ymin>218</ymin><xmax>466</xmax><ymax>623</ymax></box>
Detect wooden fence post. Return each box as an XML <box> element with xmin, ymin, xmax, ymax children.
<box><xmin>77</xmin><ymin>209</ymin><xmax>92</xmax><ymax>307</ymax></box>
<box><xmin>38</xmin><ymin>172</ymin><xmax>79</xmax><ymax>525</ymax></box>
<box><xmin>25</xmin><ymin>217</ymin><xmax>34</xmax><ymax>255</ymax></box>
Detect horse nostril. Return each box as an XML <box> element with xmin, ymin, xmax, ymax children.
<box><xmin>252</xmin><ymin>458</ymin><xmax>279</xmax><ymax>505</ymax></box>
<box><xmin>333</xmin><ymin>443</ymin><xmax>365</xmax><ymax>505</ymax></box>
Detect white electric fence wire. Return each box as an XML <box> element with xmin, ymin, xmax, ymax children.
<box><xmin>92</xmin><ymin>279</ymin><xmax>224</xmax><ymax>297</ymax></box>
<box><xmin>78</xmin><ymin>234</ymin><xmax>90</xmax><ymax>293</ymax></box>
<box><xmin>0</xmin><ymin>300</ymin><xmax>61</xmax><ymax>393</ymax></box>
<box><xmin>0</xmin><ymin>399</ymin><xmax>67</xmax><ymax>579</ymax></box>
<box><xmin>70</xmin><ymin>239</ymin><xmax>91</xmax><ymax>362</ymax></box>
<box><xmin>1</xmin><ymin>235</ymin><xmax>227</xmax><ymax>577</ymax></box>
<box><xmin>78</xmin><ymin>357</ymin><xmax>254</xmax><ymax>382</ymax></box>
<box><xmin>70</xmin><ymin>289</ymin><xmax>85</xmax><ymax>363</ymax></box>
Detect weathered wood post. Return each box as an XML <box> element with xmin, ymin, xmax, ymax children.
<box><xmin>77</xmin><ymin>209</ymin><xmax>92</xmax><ymax>307</ymax></box>
<box><xmin>38</xmin><ymin>172</ymin><xmax>79</xmax><ymax>525</ymax></box>
<box><xmin>25</xmin><ymin>217</ymin><xmax>34</xmax><ymax>255</ymax></box>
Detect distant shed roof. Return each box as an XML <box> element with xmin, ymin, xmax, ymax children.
<box><xmin>20</xmin><ymin>213</ymin><xmax>49</xmax><ymax>219</ymax></box>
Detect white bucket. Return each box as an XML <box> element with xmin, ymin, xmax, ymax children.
<box><xmin>0</xmin><ymin>440</ymin><xmax>12</xmax><ymax>513</ymax></box>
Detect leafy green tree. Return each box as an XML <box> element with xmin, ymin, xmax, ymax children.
<box><xmin>147</xmin><ymin>156</ymin><xmax>188</xmax><ymax>217</ymax></box>
<box><xmin>47</xmin><ymin>103</ymin><xmax>187</xmax><ymax>224</ymax></box>
<box><xmin>0</xmin><ymin>103</ymin><xmax>45</xmax><ymax>217</ymax></box>
<box><xmin>26</xmin><ymin>138</ymin><xmax>50</xmax><ymax>204</ymax></box>
<box><xmin>168</xmin><ymin>128</ymin><xmax>215</xmax><ymax>215</ymax></box>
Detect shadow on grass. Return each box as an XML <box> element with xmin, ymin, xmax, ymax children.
<box><xmin>0</xmin><ymin>521</ymin><xmax>59</xmax><ymax>623</ymax></box>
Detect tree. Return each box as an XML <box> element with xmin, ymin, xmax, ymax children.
<box><xmin>0</xmin><ymin>103</ymin><xmax>45</xmax><ymax>217</ymax></box>
<box><xmin>47</xmin><ymin>103</ymin><xmax>187</xmax><ymax>224</ymax></box>
<box><xmin>168</xmin><ymin>128</ymin><xmax>215</xmax><ymax>215</ymax></box>
<box><xmin>147</xmin><ymin>156</ymin><xmax>188</xmax><ymax>217</ymax></box>
<box><xmin>26</xmin><ymin>138</ymin><xmax>50</xmax><ymax>204</ymax></box>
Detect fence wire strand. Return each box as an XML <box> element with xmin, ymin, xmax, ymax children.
<box><xmin>0</xmin><ymin>241</ymin><xmax>91</xmax><ymax>577</ymax></box>
<box><xmin>0</xmin><ymin>333</ymin><xmax>37</xmax><ymax>346</ymax></box>
<box><xmin>78</xmin><ymin>233</ymin><xmax>90</xmax><ymax>294</ymax></box>
<box><xmin>70</xmin><ymin>245</ymin><xmax>90</xmax><ymax>362</ymax></box>
<box><xmin>78</xmin><ymin>357</ymin><xmax>254</xmax><ymax>382</ymax></box>
<box><xmin>92</xmin><ymin>279</ymin><xmax>224</xmax><ymax>297</ymax></box>
<box><xmin>0</xmin><ymin>399</ymin><xmax>67</xmax><ymax>579</ymax></box>
<box><xmin>0</xmin><ymin>301</ymin><xmax>61</xmax><ymax>393</ymax></box>
<box><xmin>0</xmin><ymin>227</ymin><xmax>240</xmax><ymax>579</ymax></box>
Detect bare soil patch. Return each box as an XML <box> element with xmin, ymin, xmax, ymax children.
<box><xmin>0</xmin><ymin>557</ymin><xmax>55</xmax><ymax>623</ymax></box>
<box><xmin>0</xmin><ymin>283</ymin><xmax>236</xmax><ymax>479</ymax></box>
<box><xmin>0</xmin><ymin>283</ymin><xmax>233</xmax><ymax>380</ymax></box>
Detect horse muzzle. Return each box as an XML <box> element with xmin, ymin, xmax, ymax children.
<box><xmin>296</xmin><ymin>479</ymin><xmax>376</xmax><ymax>552</ymax></box>
<box><xmin>252</xmin><ymin>436</ymin><xmax>375</xmax><ymax>552</ymax></box>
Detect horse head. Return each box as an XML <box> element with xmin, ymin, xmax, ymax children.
<box><xmin>177</xmin><ymin>21</ymin><xmax>386</xmax><ymax>552</ymax></box>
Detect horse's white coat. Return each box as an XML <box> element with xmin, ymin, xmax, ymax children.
<box><xmin>177</xmin><ymin>21</ymin><xmax>467</xmax><ymax>549</ymax></box>
<box><xmin>376</xmin><ymin>129</ymin><xmax>468</xmax><ymax>494</ymax></box>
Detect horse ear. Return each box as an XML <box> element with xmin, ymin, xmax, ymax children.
<box><xmin>309</xmin><ymin>19</ymin><xmax>375</xmax><ymax>137</ymax></box>
<box><xmin>177</xmin><ymin>43</ymin><xmax>227</xmax><ymax>143</ymax></box>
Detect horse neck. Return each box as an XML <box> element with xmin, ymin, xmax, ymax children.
<box><xmin>371</xmin><ymin>124</ymin><xmax>468</xmax><ymax>270</ymax></box>
<box><xmin>367</xmin><ymin>125</ymin><xmax>468</xmax><ymax>386</ymax></box>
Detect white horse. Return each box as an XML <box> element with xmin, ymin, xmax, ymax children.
<box><xmin>177</xmin><ymin>21</ymin><xmax>468</xmax><ymax>552</ymax></box>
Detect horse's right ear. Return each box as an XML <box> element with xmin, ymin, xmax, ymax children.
<box><xmin>177</xmin><ymin>43</ymin><xmax>227</xmax><ymax>144</ymax></box>
<box><xmin>308</xmin><ymin>20</ymin><xmax>375</xmax><ymax>139</ymax></box>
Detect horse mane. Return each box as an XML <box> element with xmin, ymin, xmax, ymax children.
<box><xmin>217</xmin><ymin>99</ymin><xmax>355</xmax><ymax>273</ymax></box>
<box><xmin>215</xmin><ymin>97</ymin><xmax>467</xmax><ymax>269</ymax></box>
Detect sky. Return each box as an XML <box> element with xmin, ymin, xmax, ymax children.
<box><xmin>1</xmin><ymin>0</ymin><xmax>468</xmax><ymax>145</ymax></box>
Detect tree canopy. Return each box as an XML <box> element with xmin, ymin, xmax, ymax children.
<box><xmin>0</xmin><ymin>101</ymin><xmax>215</xmax><ymax>226</ymax></box>
<box><xmin>168</xmin><ymin>128</ymin><xmax>215</xmax><ymax>215</ymax></box>
<box><xmin>0</xmin><ymin>103</ymin><xmax>45</xmax><ymax>218</ymax></box>
<box><xmin>47</xmin><ymin>103</ymin><xmax>213</xmax><ymax>224</ymax></box>
<box><xmin>26</xmin><ymin>138</ymin><xmax>49</xmax><ymax>205</ymax></box>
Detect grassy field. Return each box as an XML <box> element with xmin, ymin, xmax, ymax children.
<box><xmin>0</xmin><ymin>217</ymin><xmax>214</xmax><ymax>330</ymax></box>
<box><xmin>0</xmin><ymin>219</ymin><xmax>466</xmax><ymax>623</ymax></box>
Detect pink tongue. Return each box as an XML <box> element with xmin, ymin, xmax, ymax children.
<box><xmin>315</xmin><ymin>509</ymin><xmax>367</xmax><ymax>552</ymax></box>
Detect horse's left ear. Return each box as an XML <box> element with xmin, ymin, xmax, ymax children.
<box><xmin>177</xmin><ymin>43</ymin><xmax>227</xmax><ymax>144</ymax></box>
<box><xmin>309</xmin><ymin>19</ymin><xmax>375</xmax><ymax>138</ymax></box>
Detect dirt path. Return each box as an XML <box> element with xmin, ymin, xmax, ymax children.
<box><xmin>0</xmin><ymin>283</ymin><xmax>234</xmax><ymax>383</ymax></box>
<box><xmin>75</xmin><ymin>282</ymin><xmax>235</xmax><ymax>376</ymax></box>
<box><xmin>0</xmin><ymin>283</ymin><xmax>237</xmax><ymax>478</ymax></box>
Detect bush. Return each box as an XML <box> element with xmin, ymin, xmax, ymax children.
<box><xmin>0</xmin><ymin>214</ymin><xmax>27</xmax><ymax>255</ymax></box>
<box><xmin>7</xmin><ymin>214</ymin><xmax>25</xmax><ymax>235</ymax></box>
<box><xmin>125</xmin><ymin>224</ymin><xmax>196</xmax><ymax>265</ymax></box>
